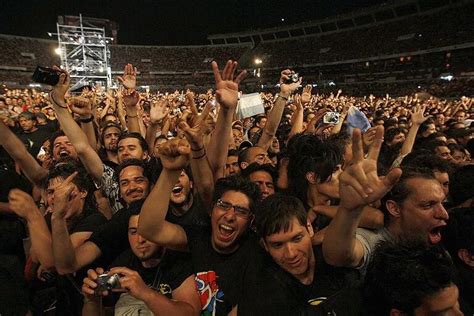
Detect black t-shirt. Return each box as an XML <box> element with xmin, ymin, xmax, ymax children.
<box><xmin>183</xmin><ymin>224</ymin><xmax>260</xmax><ymax>316</ymax></box>
<box><xmin>16</xmin><ymin>127</ymin><xmax>51</xmax><ymax>157</ymax></box>
<box><xmin>54</xmin><ymin>211</ymin><xmax>107</xmax><ymax>316</ymax></box>
<box><xmin>238</xmin><ymin>246</ymin><xmax>362</xmax><ymax>316</ymax></box>
<box><xmin>109</xmin><ymin>248</ymin><xmax>193</xmax><ymax>299</ymax></box>
<box><xmin>166</xmin><ymin>194</ymin><xmax>210</xmax><ymax>228</ymax></box>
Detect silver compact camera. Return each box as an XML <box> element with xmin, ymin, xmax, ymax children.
<box><xmin>323</xmin><ymin>112</ymin><xmax>341</xmax><ymax>124</ymax></box>
<box><xmin>95</xmin><ymin>273</ymin><xmax>121</xmax><ymax>294</ymax></box>
<box><xmin>284</xmin><ymin>72</ymin><xmax>300</xmax><ymax>84</ymax></box>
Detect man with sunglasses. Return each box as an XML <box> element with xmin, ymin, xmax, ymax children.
<box><xmin>138</xmin><ymin>137</ymin><xmax>261</xmax><ymax>316</ymax></box>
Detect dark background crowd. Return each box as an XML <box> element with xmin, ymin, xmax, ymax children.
<box><xmin>0</xmin><ymin>0</ymin><xmax>473</xmax><ymax>315</ymax></box>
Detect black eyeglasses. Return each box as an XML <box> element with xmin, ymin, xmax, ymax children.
<box><xmin>216</xmin><ymin>199</ymin><xmax>251</xmax><ymax>218</ymax></box>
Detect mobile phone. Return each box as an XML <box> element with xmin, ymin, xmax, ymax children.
<box><xmin>32</xmin><ymin>66</ymin><xmax>61</xmax><ymax>85</ymax></box>
<box><xmin>323</xmin><ymin>112</ymin><xmax>340</xmax><ymax>124</ymax></box>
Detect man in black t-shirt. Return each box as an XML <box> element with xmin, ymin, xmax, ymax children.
<box><xmin>81</xmin><ymin>214</ymin><xmax>200</xmax><ymax>315</ymax></box>
<box><xmin>139</xmin><ymin>138</ymin><xmax>261</xmax><ymax>316</ymax></box>
<box><xmin>237</xmin><ymin>194</ymin><xmax>361</xmax><ymax>316</ymax></box>
<box><xmin>16</xmin><ymin>111</ymin><xmax>51</xmax><ymax>157</ymax></box>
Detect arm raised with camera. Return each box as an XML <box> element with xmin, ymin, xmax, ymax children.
<box><xmin>322</xmin><ymin>126</ymin><xmax>401</xmax><ymax>267</ymax></box>
<box><xmin>207</xmin><ymin>60</ymin><xmax>247</xmax><ymax>179</ymax></box>
<box><xmin>138</xmin><ymin>138</ymin><xmax>191</xmax><ymax>251</ymax></box>
<box><xmin>49</xmin><ymin>68</ymin><xmax>104</xmax><ymax>183</ymax></box>
<box><xmin>257</xmin><ymin>70</ymin><xmax>302</xmax><ymax>151</ymax></box>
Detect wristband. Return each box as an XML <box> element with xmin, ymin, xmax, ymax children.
<box><xmin>192</xmin><ymin>152</ymin><xmax>206</xmax><ymax>160</ymax></box>
<box><xmin>49</xmin><ymin>92</ymin><xmax>68</xmax><ymax>109</ymax></box>
<box><xmin>278</xmin><ymin>95</ymin><xmax>289</xmax><ymax>101</ymax></box>
<box><xmin>79</xmin><ymin>115</ymin><xmax>94</xmax><ymax>123</ymax></box>
<box><xmin>191</xmin><ymin>146</ymin><xmax>204</xmax><ymax>152</ymax></box>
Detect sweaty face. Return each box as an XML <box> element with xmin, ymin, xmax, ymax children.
<box><xmin>128</xmin><ymin>215</ymin><xmax>160</xmax><ymax>262</ymax></box>
<box><xmin>249</xmin><ymin>170</ymin><xmax>275</xmax><ymax>200</ymax></box>
<box><xmin>52</xmin><ymin>136</ymin><xmax>78</xmax><ymax>161</ymax></box>
<box><xmin>413</xmin><ymin>284</ymin><xmax>462</xmax><ymax>316</ymax></box>
<box><xmin>225</xmin><ymin>155</ymin><xmax>240</xmax><ymax>177</ymax></box>
<box><xmin>264</xmin><ymin>218</ymin><xmax>314</xmax><ymax>282</ymax></box>
<box><xmin>119</xmin><ymin>166</ymin><xmax>150</xmax><ymax>205</ymax></box>
<box><xmin>117</xmin><ymin>138</ymin><xmax>146</xmax><ymax>163</ymax></box>
<box><xmin>103</xmin><ymin>127</ymin><xmax>120</xmax><ymax>152</ymax></box>
<box><xmin>170</xmin><ymin>171</ymin><xmax>192</xmax><ymax>205</ymax></box>
<box><xmin>19</xmin><ymin>117</ymin><xmax>36</xmax><ymax>132</ymax></box>
<box><xmin>395</xmin><ymin>178</ymin><xmax>448</xmax><ymax>245</ymax></box>
<box><xmin>211</xmin><ymin>190</ymin><xmax>252</xmax><ymax>254</ymax></box>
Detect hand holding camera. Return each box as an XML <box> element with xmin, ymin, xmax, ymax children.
<box><xmin>279</xmin><ymin>69</ymin><xmax>302</xmax><ymax>96</ymax></box>
<box><xmin>82</xmin><ymin>267</ymin><xmax>122</xmax><ymax>297</ymax></box>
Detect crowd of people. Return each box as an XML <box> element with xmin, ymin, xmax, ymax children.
<box><xmin>0</xmin><ymin>59</ymin><xmax>473</xmax><ymax>316</ymax></box>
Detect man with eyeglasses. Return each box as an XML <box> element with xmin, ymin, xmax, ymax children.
<box><xmin>138</xmin><ymin>138</ymin><xmax>261</xmax><ymax>316</ymax></box>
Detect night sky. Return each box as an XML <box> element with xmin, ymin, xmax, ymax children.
<box><xmin>1</xmin><ymin>0</ymin><xmax>386</xmax><ymax>45</ymax></box>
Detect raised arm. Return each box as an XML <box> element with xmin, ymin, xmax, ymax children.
<box><xmin>0</xmin><ymin>121</ymin><xmax>47</xmax><ymax>186</ymax></box>
<box><xmin>70</xmin><ymin>96</ymin><xmax>98</xmax><ymax>151</ymax></box>
<box><xmin>50</xmin><ymin>172</ymin><xmax>101</xmax><ymax>274</ymax></box>
<box><xmin>138</xmin><ymin>138</ymin><xmax>191</xmax><ymax>251</ymax></box>
<box><xmin>145</xmin><ymin>99</ymin><xmax>169</xmax><ymax>150</ymax></box>
<box><xmin>400</xmin><ymin>105</ymin><xmax>428</xmax><ymax>156</ymax></box>
<box><xmin>257</xmin><ymin>70</ymin><xmax>301</xmax><ymax>151</ymax></box>
<box><xmin>322</xmin><ymin>126</ymin><xmax>401</xmax><ymax>267</ymax></box>
<box><xmin>179</xmin><ymin>103</ymin><xmax>214</xmax><ymax>206</ymax></box>
<box><xmin>9</xmin><ymin>189</ymin><xmax>54</xmax><ymax>268</ymax></box>
<box><xmin>49</xmin><ymin>68</ymin><xmax>104</xmax><ymax>182</ymax></box>
<box><xmin>206</xmin><ymin>60</ymin><xmax>247</xmax><ymax>179</ymax></box>
<box><xmin>289</xmin><ymin>94</ymin><xmax>305</xmax><ymax>138</ymax></box>
<box><xmin>118</xmin><ymin>64</ymin><xmax>141</xmax><ymax>134</ymax></box>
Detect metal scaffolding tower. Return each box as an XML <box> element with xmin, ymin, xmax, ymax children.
<box><xmin>53</xmin><ymin>14</ymin><xmax>112</xmax><ymax>90</ymax></box>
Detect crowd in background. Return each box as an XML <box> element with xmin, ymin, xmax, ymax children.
<box><xmin>0</xmin><ymin>60</ymin><xmax>473</xmax><ymax>315</ymax></box>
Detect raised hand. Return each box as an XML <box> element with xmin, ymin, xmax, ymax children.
<box><xmin>150</xmin><ymin>99</ymin><xmax>169</xmax><ymax>125</ymax></box>
<box><xmin>158</xmin><ymin>138</ymin><xmax>191</xmax><ymax>171</ymax></box>
<box><xmin>212</xmin><ymin>60</ymin><xmax>247</xmax><ymax>111</ymax></box>
<box><xmin>301</xmin><ymin>85</ymin><xmax>312</xmax><ymax>104</ymax></box>
<box><xmin>117</xmin><ymin>64</ymin><xmax>137</xmax><ymax>91</ymax></box>
<box><xmin>50</xmin><ymin>66</ymin><xmax>70</xmax><ymax>105</ymax></box>
<box><xmin>52</xmin><ymin>172</ymin><xmax>78</xmax><ymax>219</ymax></box>
<box><xmin>69</xmin><ymin>96</ymin><xmax>92</xmax><ymax>118</ymax></box>
<box><xmin>123</xmin><ymin>91</ymin><xmax>140</xmax><ymax>110</ymax></box>
<box><xmin>339</xmin><ymin>127</ymin><xmax>402</xmax><ymax>211</ymax></box>
<box><xmin>178</xmin><ymin>103</ymin><xmax>212</xmax><ymax>150</ymax></box>
<box><xmin>362</xmin><ymin>127</ymin><xmax>377</xmax><ymax>151</ymax></box>
<box><xmin>280</xmin><ymin>69</ymin><xmax>302</xmax><ymax>96</ymax></box>
<box><xmin>410</xmin><ymin>105</ymin><xmax>429</xmax><ymax>126</ymax></box>
<box><xmin>8</xmin><ymin>189</ymin><xmax>39</xmax><ymax>220</ymax></box>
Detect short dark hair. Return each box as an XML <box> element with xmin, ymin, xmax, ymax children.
<box><xmin>237</xmin><ymin>147</ymin><xmax>251</xmax><ymax>166</ymax></box>
<box><xmin>256</xmin><ymin>194</ymin><xmax>307</xmax><ymax>239</ymax></box>
<box><xmin>18</xmin><ymin>111</ymin><xmax>36</xmax><ymax>121</ymax></box>
<box><xmin>115</xmin><ymin>158</ymin><xmax>149</xmax><ymax>184</ymax></box>
<box><xmin>363</xmin><ymin>240</ymin><xmax>456</xmax><ymax>316</ymax></box>
<box><xmin>449</xmin><ymin>164</ymin><xmax>474</xmax><ymax>206</ymax></box>
<box><xmin>212</xmin><ymin>175</ymin><xmax>260</xmax><ymax>215</ymax></box>
<box><xmin>227</xmin><ymin>149</ymin><xmax>239</xmax><ymax>157</ymax></box>
<box><xmin>118</xmin><ymin>132</ymin><xmax>149</xmax><ymax>152</ymax></box>
<box><xmin>241</xmin><ymin>162</ymin><xmax>277</xmax><ymax>183</ymax></box>
<box><xmin>401</xmin><ymin>152</ymin><xmax>452</xmax><ymax>174</ymax></box>
<box><xmin>382</xmin><ymin>167</ymin><xmax>436</xmax><ymax>225</ymax></box>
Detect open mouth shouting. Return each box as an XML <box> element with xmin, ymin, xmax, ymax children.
<box><xmin>428</xmin><ymin>224</ymin><xmax>445</xmax><ymax>244</ymax></box>
<box><xmin>58</xmin><ymin>150</ymin><xmax>70</xmax><ymax>158</ymax></box>
<box><xmin>217</xmin><ymin>223</ymin><xmax>236</xmax><ymax>243</ymax></box>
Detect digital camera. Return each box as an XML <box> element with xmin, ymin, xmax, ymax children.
<box><xmin>284</xmin><ymin>72</ymin><xmax>300</xmax><ymax>84</ymax></box>
<box><xmin>95</xmin><ymin>273</ymin><xmax>121</xmax><ymax>295</ymax></box>
<box><xmin>323</xmin><ymin>112</ymin><xmax>340</xmax><ymax>125</ymax></box>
